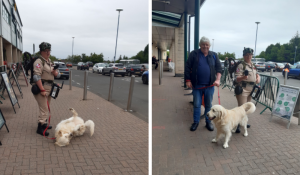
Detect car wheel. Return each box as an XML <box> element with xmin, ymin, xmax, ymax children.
<box><xmin>122</xmin><ymin>74</ymin><xmax>125</xmax><ymax>77</ymax></box>
<box><xmin>142</xmin><ymin>76</ymin><xmax>147</xmax><ymax>84</ymax></box>
<box><xmin>102</xmin><ymin>71</ymin><xmax>105</xmax><ymax>75</ymax></box>
<box><xmin>128</xmin><ymin>72</ymin><xmax>131</xmax><ymax>76</ymax></box>
<box><xmin>66</xmin><ymin>77</ymin><xmax>69</xmax><ymax>80</ymax></box>
<box><xmin>92</xmin><ymin>69</ymin><xmax>95</xmax><ymax>73</ymax></box>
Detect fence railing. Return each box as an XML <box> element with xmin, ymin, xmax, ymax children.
<box><xmin>253</xmin><ymin>74</ymin><xmax>280</xmax><ymax>114</ymax></box>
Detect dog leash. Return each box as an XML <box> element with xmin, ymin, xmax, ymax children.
<box><xmin>43</xmin><ymin>95</ymin><xmax>56</xmax><ymax>140</ymax></box>
<box><xmin>192</xmin><ymin>84</ymin><xmax>221</xmax><ymax>105</ymax></box>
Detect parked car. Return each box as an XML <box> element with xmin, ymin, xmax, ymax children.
<box><xmin>86</xmin><ymin>61</ymin><xmax>93</xmax><ymax>67</ymax></box>
<box><xmin>66</xmin><ymin>62</ymin><xmax>73</xmax><ymax>67</ymax></box>
<box><xmin>55</xmin><ymin>63</ymin><xmax>69</xmax><ymax>80</ymax></box>
<box><xmin>220</xmin><ymin>61</ymin><xmax>224</xmax><ymax>73</ymax></box>
<box><xmin>275</xmin><ymin>63</ymin><xmax>284</xmax><ymax>72</ymax></box>
<box><xmin>142</xmin><ymin>71</ymin><xmax>148</xmax><ymax>84</ymax></box>
<box><xmin>102</xmin><ymin>63</ymin><xmax>126</xmax><ymax>76</ymax></box>
<box><xmin>140</xmin><ymin>64</ymin><xmax>149</xmax><ymax>71</ymax></box>
<box><xmin>295</xmin><ymin>61</ymin><xmax>300</xmax><ymax>66</ymax></box>
<box><xmin>282</xmin><ymin>65</ymin><xmax>300</xmax><ymax>79</ymax></box>
<box><xmin>254</xmin><ymin>62</ymin><xmax>266</xmax><ymax>72</ymax></box>
<box><xmin>265</xmin><ymin>62</ymin><xmax>276</xmax><ymax>72</ymax></box>
<box><xmin>77</xmin><ymin>62</ymin><xmax>89</xmax><ymax>70</ymax></box>
<box><xmin>126</xmin><ymin>64</ymin><xmax>144</xmax><ymax>76</ymax></box>
<box><xmin>92</xmin><ymin>63</ymin><xmax>107</xmax><ymax>74</ymax></box>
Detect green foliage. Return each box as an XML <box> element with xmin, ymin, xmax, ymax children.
<box><xmin>217</xmin><ymin>52</ymin><xmax>236</xmax><ymax>60</ymax></box>
<box><xmin>260</xmin><ymin>31</ymin><xmax>300</xmax><ymax>63</ymax></box>
<box><xmin>63</xmin><ymin>44</ymin><xmax>148</xmax><ymax>64</ymax></box>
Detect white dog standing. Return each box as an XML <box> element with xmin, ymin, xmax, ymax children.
<box><xmin>55</xmin><ymin>108</ymin><xmax>95</xmax><ymax>147</ymax></box>
<box><xmin>206</xmin><ymin>102</ymin><xmax>256</xmax><ymax>149</ymax></box>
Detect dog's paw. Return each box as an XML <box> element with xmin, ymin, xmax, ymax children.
<box><xmin>69</xmin><ymin>108</ymin><xmax>74</xmax><ymax>111</ymax></box>
<box><xmin>223</xmin><ymin>143</ymin><xmax>229</xmax><ymax>149</ymax></box>
<box><xmin>212</xmin><ymin>138</ymin><xmax>217</xmax><ymax>143</ymax></box>
<box><xmin>243</xmin><ymin>132</ymin><xmax>248</xmax><ymax>137</ymax></box>
<box><xmin>231</xmin><ymin>129</ymin><xmax>236</xmax><ymax>133</ymax></box>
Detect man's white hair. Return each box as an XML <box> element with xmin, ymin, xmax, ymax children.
<box><xmin>199</xmin><ymin>36</ymin><xmax>211</xmax><ymax>46</ymax></box>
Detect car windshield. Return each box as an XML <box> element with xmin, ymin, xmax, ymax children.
<box><xmin>58</xmin><ymin>64</ymin><xmax>67</xmax><ymax>68</ymax></box>
<box><xmin>115</xmin><ymin>64</ymin><xmax>124</xmax><ymax>67</ymax></box>
<box><xmin>256</xmin><ymin>62</ymin><xmax>264</xmax><ymax>65</ymax></box>
<box><xmin>277</xmin><ymin>63</ymin><xmax>284</xmax><ymax>66</ymax></box>
<box><xmin>144</xmin><ymin>65</ymin><xmax>148</xmax><ymax>68</ymax></box>
<box><xmin>98</xmin><ymin>64</ymin><xmax>106</xmax><ymax>67</ymax></box>
<box><xmin>290</xmin><ymin>65</ymin><xmax>297</xmax><ymax>69</ymax></box>
<box><xmin>132</xmin><ymin>66</ymin><xmax>141</xmax><ymax>68</ymax></box>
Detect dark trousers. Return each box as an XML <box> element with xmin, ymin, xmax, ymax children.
<box><xmin>155</xmin><ymin>63</ymin><xmax>158</xmax><ymax>69</ymax></box>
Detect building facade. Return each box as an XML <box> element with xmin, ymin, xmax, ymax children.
<box><xmin>0</xmin><ymin>0</ymin><xmax>23</xmax><ymax>67</ymax></box>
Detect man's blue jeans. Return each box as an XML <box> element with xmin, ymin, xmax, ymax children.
<box><xmin>193</xmin><ymin>85</ymin><xmax>215</xmax><ymax>123</ymax></box>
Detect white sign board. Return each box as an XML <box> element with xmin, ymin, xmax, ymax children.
<box><xmin>271</xmin><ymin>85</ymin><xmax>300</xmax><ymax>128</ymax></box>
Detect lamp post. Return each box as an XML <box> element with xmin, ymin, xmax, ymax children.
<box><xmin>212</xmin><ymin>39</ymin><xmax>214</xmax><ymax>51</ymax></box>
<box><xmin>295</xmin><ymin>46</ymin><xmax>298</xmax><ymax>64</ymax></box>
<box><xmin>72</xmin><ymin>37</ymin><xmax>75</xmax><ymax>62</ymax></box>
<box><xmin>254</xmin><ymin>22</ymin><xmax>260</xmax><ymax>61</ymax></box>
<box><xmin>114</xmin><ymin>9</ymin><xmax>123</xmax><ymax>63</ymax></box>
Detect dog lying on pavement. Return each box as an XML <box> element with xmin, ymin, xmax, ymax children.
<box><xmin>55</xmin><ymin>108</ymin><xmax>95</xmax><ymax>147</ymax></box>
<box><xmin>206</xmin><ymin>102</ymin><xmax>256</xmax><ymax>149</ymax></box>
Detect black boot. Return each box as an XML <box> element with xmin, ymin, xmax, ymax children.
<box><xmin>45</xmin><ymin>120</ymin><xmax>52</xmax><ymax>129</ymax></box>
<box><xmin>37</xmin><ymin>123</ymin><xmax>49</xmax><ymax>136</ymax></box>
<box><xmin>235</xmin><ymin>124</ymin><xmax>241</xmax><ymax>133</ymax></box>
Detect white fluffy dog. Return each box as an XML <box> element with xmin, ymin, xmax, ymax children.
<box><xmin>55</xmin><ymin>108</ymin><xmax>95</xmax><ymax>147</ymax></box>
<box><xmin>206</xmin><ymin>102</ymin><xmax>256</xmax><ymax>149</ymax></box>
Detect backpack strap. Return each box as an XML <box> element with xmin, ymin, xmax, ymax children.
<box><xmin>242</xmin><ymin>61</ymin><xmax>247</xmax><ymax>71</ymax></box>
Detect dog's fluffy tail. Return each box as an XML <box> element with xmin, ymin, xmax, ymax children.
<box><xmin>69</xmin><ymin>108</ymin><xmax>78</xmax><ymax>117</ymax></box>
<box><xmin>85</xmin><ymin>120</ymin><xmax>95</xmax><ymax>136</ymax></box>
<box><xmin>241</xmin><ymin>102</ymin><xmax>256</xmax><ymax>115</ymax></box>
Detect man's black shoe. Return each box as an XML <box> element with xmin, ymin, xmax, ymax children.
<box><xmin>205</xmin><ymin>122</ymin><xmax>214</xmax><ymax>131</ymax></box>
<box><xmin>37</xmin><ymin>123</ymin><xmax>49</xmax><ymax>136</ymax></box>
<box><xmin>190</xmin><ymin>123</ymin><xmax>199</xmax><ymax>131</ymax></box>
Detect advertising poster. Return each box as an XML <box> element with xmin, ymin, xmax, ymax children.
<box><xmin>272</xmin><ymin>86</ymin><xmax>300</xmax><ymax>120</ymax></box>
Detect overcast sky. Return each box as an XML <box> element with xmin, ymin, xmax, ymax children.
<box><xmin>17</xmin><ymin>0</ymin><xmax>148</xmax><ymax>61</ymax></box>
<box><xmin>189</xmin><ymin>0</ymin><xmax>300</xmax><ymax>58</ymax></box>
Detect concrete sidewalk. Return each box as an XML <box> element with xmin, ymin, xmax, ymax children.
<box><xmin>0</xmin><ymin>75</ymin><xmax>148</xmax><ymax>175</ymax></box>
<box><xmin>153</xmin><ymin>70</ymin><xmax>300</xmax><ymax>175</ymax></box>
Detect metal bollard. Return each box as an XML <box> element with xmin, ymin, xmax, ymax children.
<box><xmin>83</xmin><ymin>70</ymin><xmax>88</xmax><ymax>100</ymax></box>
<box><xmin>159</xmin><ymin>61</ymin><xmax>161</xmax><ymax>85</ymax></box>
<box><xmin>69</xmin><ymin>70</ymin><xmax>72</xmax><ymax>90</ymax></box>
<box><xmin>284</xmin><ymin>70</ymin><xmax>287</xmax><ymax>85</ymax></box>
<box><xmin>125</xmin><ymin>75</ymin><xmax>135</xmax><ymax>112</ymax></box>
<box><xmin>270</xmin><ymin>69</ymin><xmax>273</xmax><ymax>76</ymax></box>
<box><xmin>108</xmin><ymin>73</ymin><xmax>114</xmax><ymax>101</ymax></box>
<box><xmin>160</xmin><ymin>60</ymin><xmax>163</xmax><ymax>78</ymax></box>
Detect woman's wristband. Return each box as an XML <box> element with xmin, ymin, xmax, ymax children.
<box><xmin>40</xmin><ymin>89</ymin><xmax>46</xmax><ymax>92</ymax></box>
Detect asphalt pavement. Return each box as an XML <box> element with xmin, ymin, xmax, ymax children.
<box><xmin>53</xmin><ymin>67</ymin><xmax>148</xmax><ymax>122</ymax></box>
<box><xmin>258</xmin><ymin>71</ymin><xmax>300</xmax><ymax>87</ymax></box>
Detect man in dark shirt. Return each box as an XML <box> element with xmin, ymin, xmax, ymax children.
<box><xmin>185</xmin><ymin>36</ymin><xmax>222</xmax><ymax>132</ymax></box>
<box><xmin>224</xmin><ymin>57</ymin><xmax>229</xmax><ymax>67</ymax></box>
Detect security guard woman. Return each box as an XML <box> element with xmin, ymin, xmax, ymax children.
<box><xmin>33</xmin><ymin>42</ymin><xmax>60</xmax><ymax>136</ymax></box>
<box><xmin>234</xmin><ymin>47</ymin><xmax>260</xmax><ymax>133</ymax></box>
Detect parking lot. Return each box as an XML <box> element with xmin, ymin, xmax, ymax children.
<box><xmin>54</xmin><ymin>66</ymin><xmax>148</xmax><ymax>122</ymax></box>
<box><xmin>258</xmin><ymin>71</ymin><xmax>299</xmax><ymax>87</ymax></box>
